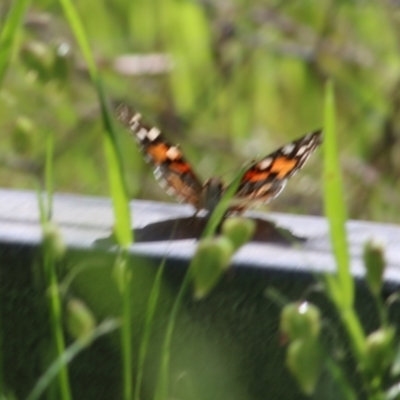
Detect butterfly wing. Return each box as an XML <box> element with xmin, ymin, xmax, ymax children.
<box><xmin>116</xmin><ymin>104</ymin><xmax>204</xmax><ymax>207</ymax></box>
<box><xmin>233</xmin><ymin>130</ymin><xmax>323</xmax><ymax>206</ymax></box>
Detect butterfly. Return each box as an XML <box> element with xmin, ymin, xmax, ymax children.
<box><xmin>116</xmin><ymin>103</ymin><xmax>322</xmax><ymax>215</ymax></box>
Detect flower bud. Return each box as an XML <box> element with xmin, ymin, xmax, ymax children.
<box><xmin>67</xmin><ymin>298</ymin><xmax>96</xmax><ymax>342</ymax></box>
<box><xmin>191</xmin><ymin>236</ymin><xmax>234</xmax><ymax>299</ymax></box>
<box><xmin>52</xmin><ymin>42</ymin><xmax>72</xmax><ymax>85</ymax></box>
<box><xmin>12</xmin><ymin>116</ymin><xmax>35</xmax><ymax>155</ymax></box>
<box><xmin>42</xmin><ymin>222</ymin><xmax>66</xmax><ymax>261</ymax></box>
<box><xmin>21</xmin><ymin>41</ymin><xmax>53</xmax><ymax>82</ymax></box>
<box><xmin>221</xmin><ymin>217</ymin><xmax>255</xmax><ymax>250</ymax></box>
<box><xmin>362</xmin><ymin>327</ymin><xmax>395</xmax><ymax>377</ymax></box>
<box><xmin>363</xmin><ymin>240</ymin><xmax>386</xmax><ymax>296</ymax></box>
<box><xmin>280</xmin><ymin>302</ymin><xmax>321</xmax><ymax>342</ymax></box>
<box><xmin>286</xmin><ymin>338</ymin><xmax>322</xmax><ymax>395</ymax></box>
<box><xmin>112</xmin><ymin>254</ymin><xmax>132</xmax><ymax>294</ymax></box>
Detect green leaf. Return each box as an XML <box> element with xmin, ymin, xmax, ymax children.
<box><xmin>391</xmin><ymin>339</ymin><xmax>400</xmax><ymax>377</ymax></box>
<box><xmin>26</xmin><ymin>320</ymin><xmax>119</xmax><ymax>400</ymax></box>
<box><xmin>323</xmin><ymin>80</ymin><xmax>353</xmax><ymax>308</ymax></box>
<box><xmin>59</xmin><ymin>0</ymin><xmax>132</xmax><ymax>247</ymax></box>
<box><xmin>0</xmin><ymin>0</ymin><xmax>31</xmax><ymax>85</ymax></box>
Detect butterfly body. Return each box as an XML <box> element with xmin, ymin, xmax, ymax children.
<box><xmin>116</xmin><ymin>103</ymin><xmax>322</xmax><ymax>214</ymax></box>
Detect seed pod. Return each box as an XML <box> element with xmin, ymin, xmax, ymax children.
<box><xmin>363</xmin><ymin>240</ymin><xmax>386</xmax><ymax>297</ymax></box>
<box><xmin>221</xmin><ymin>217</ymin><xmax>255</xmax><ymax>250</ymax></box>
<box><xmin>191</xmin><ymin>236</ymin><xmax>234</xmax><ymax>299</ymax></box>
<box><xmin>67</xmin><ymin>298</ymin><xmax>96</xmax><ymax>342</ymax></box>
<box><xmin>286</xmin><ymin>338</ymin><xmax>323</xmax><ymax>395</ymax></box>
<box><xmin>280</xmin><ymin>301</ymin><xmax>321</xmax><ymax>342</ymax></box>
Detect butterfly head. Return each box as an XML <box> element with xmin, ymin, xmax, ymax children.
<box><xmin>202</xmin><ymin>177</ymin><xmax>226</xmax><ymax>213</ymax></box>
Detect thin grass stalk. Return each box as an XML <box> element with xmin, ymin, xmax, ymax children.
<box><xmin>324</xmin><ymin>357</ymin><xmax>357</xmax><ymax>400</ymax></box>
<box><xmin>26</xmin><ymin>319</ymin><xmax>119</xmax><ymax>400</ymax></box>
<box><xmin>153</xmin><ymin>270</ymin><xmax>191</xmax><ymax>400</ymax></box>
<box><xmin>117</xmin><ymin>250</ymin><xmax>133</xmax><ymax>400</ymax></box>
<box><xmin>38</xmin><ymin>133</ymin><xmax>71</xmax><ymax>400</ymax></box>
<box><xmin>323</xmin><ymin>81</ymin><xmax>365</xmax><ymax>360</ymax></box>
<box><xmin>322</xmin><ymin>82</ymin><xmax>384</xmax><ymax>399</ymax></box>
<box><xmin>154</xmin><ymin>166</ymin><xmax>247</xmax><ymax>400</ymax></box>
<box><xmin>57</xmin><ymin>2</ymin><xmax>133</xmax><ymax>399</ymax></box>
<box><xmin>58</xmin><ymin>0</ymin><xmax>132</xmax><ymax>245</ymax></box>
<box><xmin>201</xmin><ymin>165</ymin><xmax>249</xmax><ymax>238</ymax></box>
<box><xmin>0</xmin><ymin>0</ymin><xmax>30</xmax><ymax>85</ymax></box>
<box><xmin>323</xmin><ymin>80</ymin><xmax>353</xmax><ymax>308</ymax></box>
<box><xmin>134</xmin><ymin>260</ymin><xmax>166</xmax><ymax>400</ymax></box>
<box><xmin>45</xmin><ymin>133</ymin><xmax>54</xmax><ymax>219</ymax></box>
<box><xmin>43</xmin><ymin>253</ymin><xmax>72</xmax><ymax>400</ymax></box>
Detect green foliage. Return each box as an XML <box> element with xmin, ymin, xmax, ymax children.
<box><xmin>0</xmin><ymin>0</ymin><xmax>31</xmax><ymax>84</ymax></box>
<box><xmin>155</xmin><ymin>167</ymin><xmax>253</xmax><ymax>399</ymax></box>
<box><xmin>3</xmin><ymin>1</ymin><xmax>400</xmax><ymax>400</ymax></box>
<box><xmin>323</xmin><ymin>81</ymin><xmax>353</xmax><ymax>309</ymax></box>
<box><xmin>1</xmin><ymin>0</ymin><xmax>399</xmax><ymax>221</ymax></box>
<box><xmin>37</xmin><ymin>147</ymin><xmax>72</xmax><ymax>400</ymax></box>
<box><xmin>278</xmin><ymin>80</ymin><xmax>400</xmax><ymax>400</ymax></box>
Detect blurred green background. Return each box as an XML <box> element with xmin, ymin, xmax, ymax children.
<box><xmin>1</xmin><ymin>0</ymin><xmax>399</xmax><ymax>222</ymax></box>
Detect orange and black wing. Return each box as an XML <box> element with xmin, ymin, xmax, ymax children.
<box><xmin>234</xmin><ymin>130</ymin><xmax>322</xmax><ymax>206</ymax></box>
<box><xmin>116</xmin><ymin>103</ymin><xmax>204</xmax><ymax>207</ymax></box>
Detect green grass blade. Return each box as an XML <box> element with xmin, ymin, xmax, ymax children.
<box><xmin>134</xmin><ymin>260</ymin><xmax>166</xmax><ymax>400</ymax></box>
<box><xmin>323</xmin><ymin>81</ymin><xmax>365</xmax><ymax>359</ymax></box>
<box><xmin>35</xmin><ymin>125</ymin><xmax>72</xmax><ymax>400</ymax></box>
<box><xmin>58</xmin><ymin>0</ymin><xmax>132</xmax><ymax>246</ymax></box>
<box><xmin>154</xmin><ymin>270</ymin><xmax>190</xmax><ymax>400</ymax></box>
<box><xmin>202</xmin><ymin>164</ymin><xmax>248</xmax><ymax>238</ymax></box>
<box><xmin>42</xmin><ymin>257</ymin><xmax>72</xmax><ymax>400</ymax></box>
<box><xmin>0</xmin><ymin>0</ymin><xmax>30</xmax><ymax>85</ymax></box>
<box><xmin>117</xmin><ymin>251</ymin><xmax>133</xmax><ymax>400</ymax></box>
<box><xmin>57</xmin><ymin>0</ymin><xmax>97</xmax><ymax>80</ymax></box>
<box><xmin>98</xmin><ymin>82</ymin><xmax>133</xmax><ymax>246</ymax></box>
<box><xmin>323</xmin><ymin>80</ymin><xmax>353</xmax><ymax>308</ymax></box>
<box><xmin>35</xmin><ymin>182</ymin><xmax>46</xmax><ymax>226</ymax></box>
<box><xmin>57</xmin><ymin>4</ymin><xmax>134</xmax><ymax>400</ymax></box>
<box><xmin>155</xmin><ymin>166</ymin><xmax>247</xmax><ymax>399</ymax></box>
<box><xmin>325</xmin><ymin>357</ymin><xmax>357</xmax><ymax>400</ymax></box>
<box><xmin>45</xmin><ymin>132</ymin><xmax>54</xmax><ymax>220</ymax></box>
<box><xmin>26</xmin><ymin>319</ymin><xmax>120</xmax><ymax>400</ymax></box>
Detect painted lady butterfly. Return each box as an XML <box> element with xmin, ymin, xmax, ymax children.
<box><xmin>116</xmin><ymin>103</ymin><xmax>322</xmax><ymax>214</ymax></box>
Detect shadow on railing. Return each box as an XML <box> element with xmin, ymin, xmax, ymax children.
<box><xmin>94</xmin><ymin>216</ymin><xmax>305</xmax><ymax>247</ymax></box>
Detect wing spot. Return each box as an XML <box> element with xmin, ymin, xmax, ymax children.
<box><xmin>282</xmin><ymin>143</ymin><xmax>295</xmax><ymax>155</ymax></box>
<box><xmin>129</xmin><ymin>113</ymin><xmax>141</xmax><ymax>125</ymax></box>
<box><xmin>147</xmin><ymin>127</ymin><xmax>161</xmax><ymax>141</ymax></box>
<box><xmin>258</xmin><ymin>157</ymin><xmax>273</xmax><ymax>170</ymax></box>
<box><xmin>295</xmin><ymin>145</ymin><xmax>309</xmax><ymax>156</ymax></box>
<box><xmin>137</xmin><ymin>128</ymin><xmax>148</xmax><ymax>141</ymax></box>
<box><xmin>166</xmin><ymin>146</ymin><xmax>182</xmax><ymax>160</ymax></box>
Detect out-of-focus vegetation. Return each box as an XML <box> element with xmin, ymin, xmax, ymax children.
<box><xmin>1</xmin><ymin>0</ymin><xmax>400</xmax><ymax>222</ymax></box>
